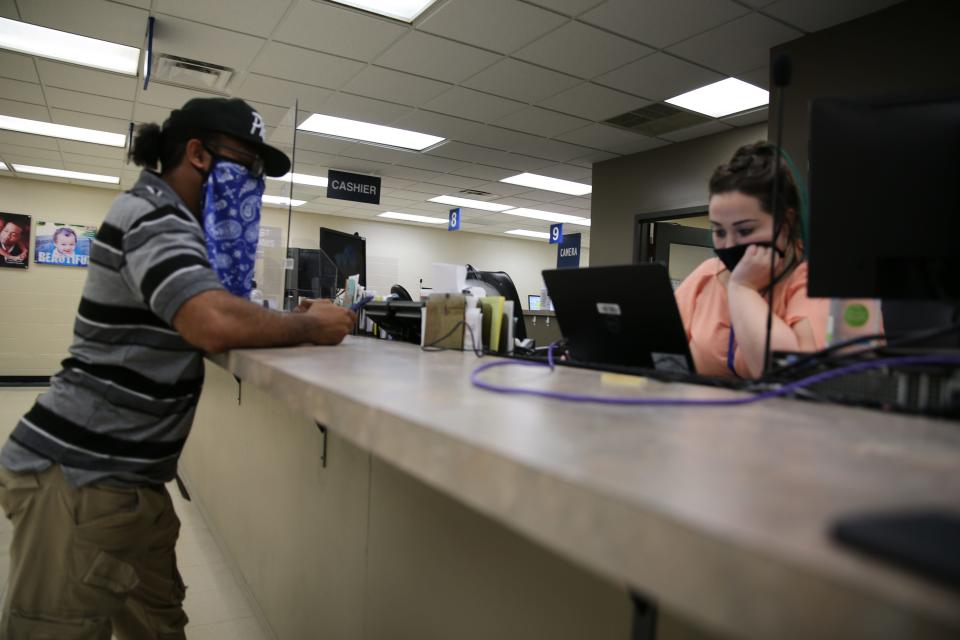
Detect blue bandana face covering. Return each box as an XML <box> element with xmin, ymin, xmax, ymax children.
<box><xmin>201</xmin><ymin>159</ymin><xmax>265</xmax><ymax>298</ymax></box>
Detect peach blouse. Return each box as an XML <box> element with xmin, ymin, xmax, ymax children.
<box><xmin>674</xmin><ymin>258</ymin><xmax>829</xmax><ymax>377</ymax></box>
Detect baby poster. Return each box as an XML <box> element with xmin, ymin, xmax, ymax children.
<box><xmin>34</xmin><ymin>221</ymin><xmax>97</xmax><ymax>268</ymax></box>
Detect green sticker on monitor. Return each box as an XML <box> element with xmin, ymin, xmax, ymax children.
<box><xmin>844</xmin><ymin>303</ymin><xmax>870</xmax><ymax>327</ymax></box>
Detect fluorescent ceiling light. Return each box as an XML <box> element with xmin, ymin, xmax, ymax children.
<box><xmin>267</xmin><ymin>172</ymin><xmax>329</xmax><ymax>187</ymax></box>
<box><xmin>0</xmin><ymin>115</ymin><xmax>125</xmax><ymax>147</ymax></box>
<box><xmin>0</xmin><ymin>17</ymin><xmax>139</xmax><ymax>75</ymax></box>
<box><xmin>0</xmin><ymin>162</ymin><xmax>7</xmax><ymax>170</ymax></box>
<box><xmin>666</xmin><ymin>78</ymin><xmax>769</xmax><ymax>118</ymax></box>
<box><xmin>504</xmin><ymin>208</ymin><xmax>591</xmax><ymax>227</ymax></box>
<box><xmin>298</xmin><ymin>114</ymin><xmax>444</xmax><ymax>152</ymax></box>
<box><xmin>378</xmin><ymin>212</ymin><xmax>447</xmax><ymax>225</ymax></box>
<box><xmin>12</xmin><ymin>164</ymin><xmax>119</xmax><ymax>184</ymax></box>
<box><xmin>262</xmin><ymin>195</ymin><xmax>306</xmax><ymax>207</ymax></box>
<box><xmin>428</xmin><ymin>195</ymin><xmax>514</xmax><ymax>212</ymax></box>
<box><xmin>506</xmin><ymin>229</ymin><xmax>550</xmax><ymax>240</ymax></box>
<box><xmin>501</xmin><ymin>172</ymin><xmax>592</xmax><ymax>196</ymax></box>
<box><xmin>328</xmin><ymin>0</ymin><xmax>440</xmax><ymax>22</ymax></box>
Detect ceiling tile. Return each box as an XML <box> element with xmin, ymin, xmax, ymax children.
<box><xmin>394</xmin><ymin>153</ymin><xmax>470</xmax><ymax>174</ymax></box>
<box><xmin>534</xmin><ymin>164</ymin><xmax>592</xmax><ymax>182</ymax></box>
<box><xmin>558</xmin><ymin>123</ymin><xmax>666</xmax><ymax>153</ymax></box>
<box><xmin>722</xmin><ymin>107</ymin><xmax>769</xmax><ymax>127</ymax></box>
<box><xmin>569</xmin><ymin>150</ymin><xmax>620</xmax><ymax>167</ymax></box>
<box><xmin>236</xmin><ymin>73</ymin><xmax>334</xmax><ymax>113</ymax></box>
<box><xmin>555</xmin><ymin>196</ymin><xmax>593</xmax><ymax>209</ymax></box>
<box><xmin>581</xmin><ymin>0</ymin><xmax>749</xmax><ymax>49</ymax></box>
<box><xmin>418</xmin><ymin>0</ymin><xmax>567</xmax><ymax>54</ymax></box>
<box><xmin>0</xmin><ymin>144</ymin><xmax>63</xmax><ymax>163</ymax></box>
<box><xmin>659</xmin><ymin>120</ymin><xmax>734</xmax><ymax>142</ymax></box>
<box><xmin>44</xmin><ymin>87</ymin><xmax>133</xmax><ymax>121</ymax></box>
<box><xmin>523</xmin><ymin>0</ymin><xmax>606</xmax><ymax>16</ymax></box>
<box><xmin>472</xmin><ymin>181</ymin><xmax>533</xmax><ymax>197</ymax></box>
<box><xmin>56</xmin><ymin>140</ymin><xmax>125</xmax><ymax>159</ymax></box>
<box><xmin>538</xmin><ymin>83</ymin><xmax>648</xmax><ymax>121</ymax></box>
<box><xmin>296</xmin><ymin>134</ymin><xmax>351</xmax><ymax>156</ymax></box>
<box><xmin>462</xmin><ymin>58</ymin><xmax>580</xmax><ymax>103</ymax></box>
<box><xmin>62</xmin><ymin>153</ymin><xmax>125</xmax><ymax>169</ymax></box>
<box><xmin>417</xmin><ymin>173</ymin><xmax>489</xmax><ymax>189</ymax></box>
<box><xmin>154</xmin><ymin>0</ymin><xmax>290</xmax><ymax>38</ymax></box>
<box><xmin>595</xmin><ymin>52</ymin><xmax>724</xmax><ymax>101</ymax></box>
<box><xmin>337</xmin><ymin>144</ymin><xmax>411</xmax><ymax>165</ymax></box>
<box><xmin>450</xmin><ymin>165</ymin><xmax>516</xmax><ymax>182</ymax></box>
<box><xmin>0</xmin><ymin>98</ymin><xmax>48</xmax><ymax>122</ymax></box>
<box><xmin>151</xmin><ymin>16</ymin><xmax>266</xmax><ymax>72</ymax></box>
<box><xmin>667</xmin><ymin>13</ymin><xmax>802</xmax><ymax>76</ymax></box>
<box><xmin>252</xmin><ymin>43</ymin><xmax>365</xmax><ymax>90</ymax></box>
<box><xmin>0</xmin><ymin>0</ymin><xmax>17</xmax><ymax>18</ymax></box>
<box><xmin>18</xmin><ymin>0</ymin><xmax>147</xmax><ymax>46</ymax></box>
<box><xmin>133</xmin><ymin>102</ymin><xmax>173</xmax><ymax>125</ymax></box>
<box><xmin>48</xmin><ymin>109</ymin><xmax>129</xmax><ymax>135</ymax></box>
<box><xmin>763</xmin><ymin>0</ymin><xmax>902</xmax><ymax>33</ymax></box>
<box><xmin>507</xmin><ymin>137</ymin><xmax>593</xmax><ymax>163</ymax></box>
<box><xmin>319</xmin><ymin>93</ymin><xmax>413</xmax><ymax>125</ymax></box>
<box><xmin>36</xmin><ymin>60</ymin><xmax>138</xmax><ymax>102</ymax></box>
<box><xmin>429</xmin><ymin>142</ymin><xmax>550</xmax><ymax>172</ymax></box>
<box><xmin>514</xmin><ymin>21</ymin><xmax>652</xmax><ymax>79</ymax></box>
<box><xmin>494</xmin><ymin>107</ymin><xmax>590</xmax><ymax>138</ymax></box>
<box><xmin>375</xmin><ymin>32</ymin><xmax>500</xmax><ymax>84</ymax></box>
<box><xmin>137</xmin><ymin>83</ymin><xmax>222</xmax><ymax>110</ymax></box>
<box><xmin>736</xmin><ymin>66</ymin><xmax>770</xmax><ymax>90</ymax></box>
<box><xmin>274</xmin><ymin>1</ymin><xmax>407</xmax><ymax>60</ymax></box>
<box><xmin>0</xmin><ymin>78</ymin><xmax>44</xmax><ymax>106</ymax></box>
<box><xmin>0</xmin><ymin>131</ymin><xmax>60</xmax><ymax>151</ymax></box>
<box><xmin>423</xmin><ymin>87</ymin><xmax>526</xmax><ymax>123</ymax></box>
<box><xmin>391</xmin><ymin>110</ymin><xmax>486</xmax><ymax>141</ymax></box>
<box><xmin>343</xmin><ymin>67</ymin><xmax>451</xmax><ymax>106</ymax></box>
<box><xmin>0</xmin><ymin>52</ymin><xmax>39</xmax><ymax>83</ymax></box>
<box><xmin>453</xmin><ymin>126</ymin><xmax>539</xmax><ymax>152</ymax></box>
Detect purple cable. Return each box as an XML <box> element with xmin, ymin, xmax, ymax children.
<box><xmin>470</xmin><ymin>349</ymin><xmax>960</xmax><ymax>407</ymax></box>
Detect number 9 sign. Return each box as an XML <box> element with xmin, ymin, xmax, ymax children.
<box><xmin>549</xmin><ymin>223</ymin><xmax>563</xmax><ymax>244</ymax></box>
<box><xmin>448</xmin><ymin>207</ymin><xmax>461</xmax><ymax>231</ymax></box>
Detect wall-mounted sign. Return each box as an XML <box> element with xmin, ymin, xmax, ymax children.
<box><xmin>549</xmin><ymin>223</ymin><xmax>563</xmax><ymax>245</ymax></box>
<box><xmin>448</xmin><ymin>207</ymin><xmax>461</xmax><ymax>231</ymax></box>
<box><xmin>557</xmin><ymin>232</ymin><xmax>581</xmax><ymax>269</ymax></box>
<box><xmin>35</xmin><ymin>220</ymin><xmax>97</xmax><ymax>267</ymax></box>
<box><xmin>0</xmin><ymin>212</ymin><xmax>31</xmax><ymax>270</ymax></box>
<box><xmin>326</xmin><ymin>169</ymin><xmax>381</xmax><ymax>205</ymax></box>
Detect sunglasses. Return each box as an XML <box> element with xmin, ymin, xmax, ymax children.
<box><xmin>204</xmin><ymin>141</ymin><xmax>265</xmax><ymax>178</ymax></box>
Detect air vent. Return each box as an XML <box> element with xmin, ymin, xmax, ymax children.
<box><xmin>151</xmin><ymin>54</ymin><xmax>234</xmax><ymax>93</ymax></box>
<box><xmin>459</xmin><ymin>189</ymin><xmax>492</xmax><ymax>196</ymax></box>
<box><xmin>604</xmin><ymin>103</ymin><xmax>711</xmax><ymax>137</ymax></box>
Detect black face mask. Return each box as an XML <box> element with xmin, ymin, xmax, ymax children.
<box><xmin>714</xmin><ymin>242</ymin><xmax>784</xmax><ymax>272</ymax></box>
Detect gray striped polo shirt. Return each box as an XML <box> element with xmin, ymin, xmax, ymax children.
<box><xmin>1</xmin><ymin>170</ymin><xmax>225</xmax><ymax>487</ymax></box>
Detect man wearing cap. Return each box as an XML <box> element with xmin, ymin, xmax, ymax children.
<box><xmin>0</xmin><ymin>98</ymin><xmax>355</xmax><ymax>639</ymax></box>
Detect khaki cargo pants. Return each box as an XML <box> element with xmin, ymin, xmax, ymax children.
<box><xmin>0</xmin><ymin>465</ymin><xmax>187</xmax><ymax>639</ymax></box>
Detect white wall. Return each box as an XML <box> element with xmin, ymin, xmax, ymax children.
<box><xmin>0</xmin><ymin>176</ymin><xmax>578</xmax><ymax>375</ymax></box>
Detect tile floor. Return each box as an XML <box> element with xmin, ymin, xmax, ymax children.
<box><xmin>0</xmin><ymin>388</ymin><xmax>272</xmax><ymax>639</ymax></box>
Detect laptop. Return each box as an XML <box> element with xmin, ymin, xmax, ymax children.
<box><xmin>542</xmin><ymin>264</ymin><xmax>695</xmax><ymax>374</ymax></box>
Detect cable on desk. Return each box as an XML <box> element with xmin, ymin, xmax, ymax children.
<box><xmin>421</xmin><ymin>321</ymin><xmax>485</xmax><ymax>358</ymax></box>
<box><xmin>470</xmin><ymin>346</ymin><xmax>960</xmax><ymax>407</ymax></box>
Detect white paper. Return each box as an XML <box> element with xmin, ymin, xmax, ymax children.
<box><xmin>431</xmin><ymin>263</ymin><xmax>466</xmax><ymax>295</ymax></box>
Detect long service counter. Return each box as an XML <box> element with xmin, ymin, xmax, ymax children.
<box><xmin>182</xmin><ymin>336</ymin><xmax>960</xmax><ymax>640</ymax></box>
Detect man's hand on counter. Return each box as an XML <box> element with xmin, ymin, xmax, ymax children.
<box><xmin>303</xmin><ymin>299</ymin><xmax>356</xmax><ymax>345</ymax></box>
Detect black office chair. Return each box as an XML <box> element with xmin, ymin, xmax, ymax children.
<box><xmin>390</xmin><ymin>284</ymin><xmax>413</xmax><ymax>301</ymax></box>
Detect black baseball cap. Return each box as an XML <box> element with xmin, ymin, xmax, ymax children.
<box><xmin>163</xmin><ymin>97</ymin><xmax>291</xmax><ymax>177</ymax></box>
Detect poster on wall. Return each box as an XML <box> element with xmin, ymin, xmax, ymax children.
<box><xmin>34</xmin><ymin>221</ymin><xmax>97</xmax><ymax>268</ymax></box>
<box><xmin>0</xmin><ymin>212</ymin><xmax>31</xmax><ymax>269</ymax></box>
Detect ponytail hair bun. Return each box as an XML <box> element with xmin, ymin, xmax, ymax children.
<box><xmin>128</xmin><ymin>123</ymin><xmax>163</xmax><ymax>169</ymax></box>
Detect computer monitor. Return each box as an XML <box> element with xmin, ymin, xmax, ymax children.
<box><xmin>284</xmin><ymin>248</ymin><xmax>337</xmax><ymax>299</ymax></box>
<box><xmin>807</xmin><ymin>89</ymin><xmax>960</xmax><ymax>300</ymax></box>
<box><xmin>319</xmin><ymin>227</ymin><xmax>366</xmax><ymax>291</ymax></box>
<box><xmin>528</xmin><ymin>294</ymin><xmax>541</xmax><ymax>311</ymax></box>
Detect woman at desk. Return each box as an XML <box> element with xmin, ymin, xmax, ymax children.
<box><xmin>675</xmin><ymin>142</ymin><xmax>828</xmax><ymax>378</ymax></box>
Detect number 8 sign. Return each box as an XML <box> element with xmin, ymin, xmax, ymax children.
<box><xmin>549</xmin><ymin>223</ymin><xmax>563</xmax><ymax>244</ymax></box>
<box><xmin>448</xmin><ymin>207</ymin><xmax>461</xmax><ymax>231</ymax></box>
